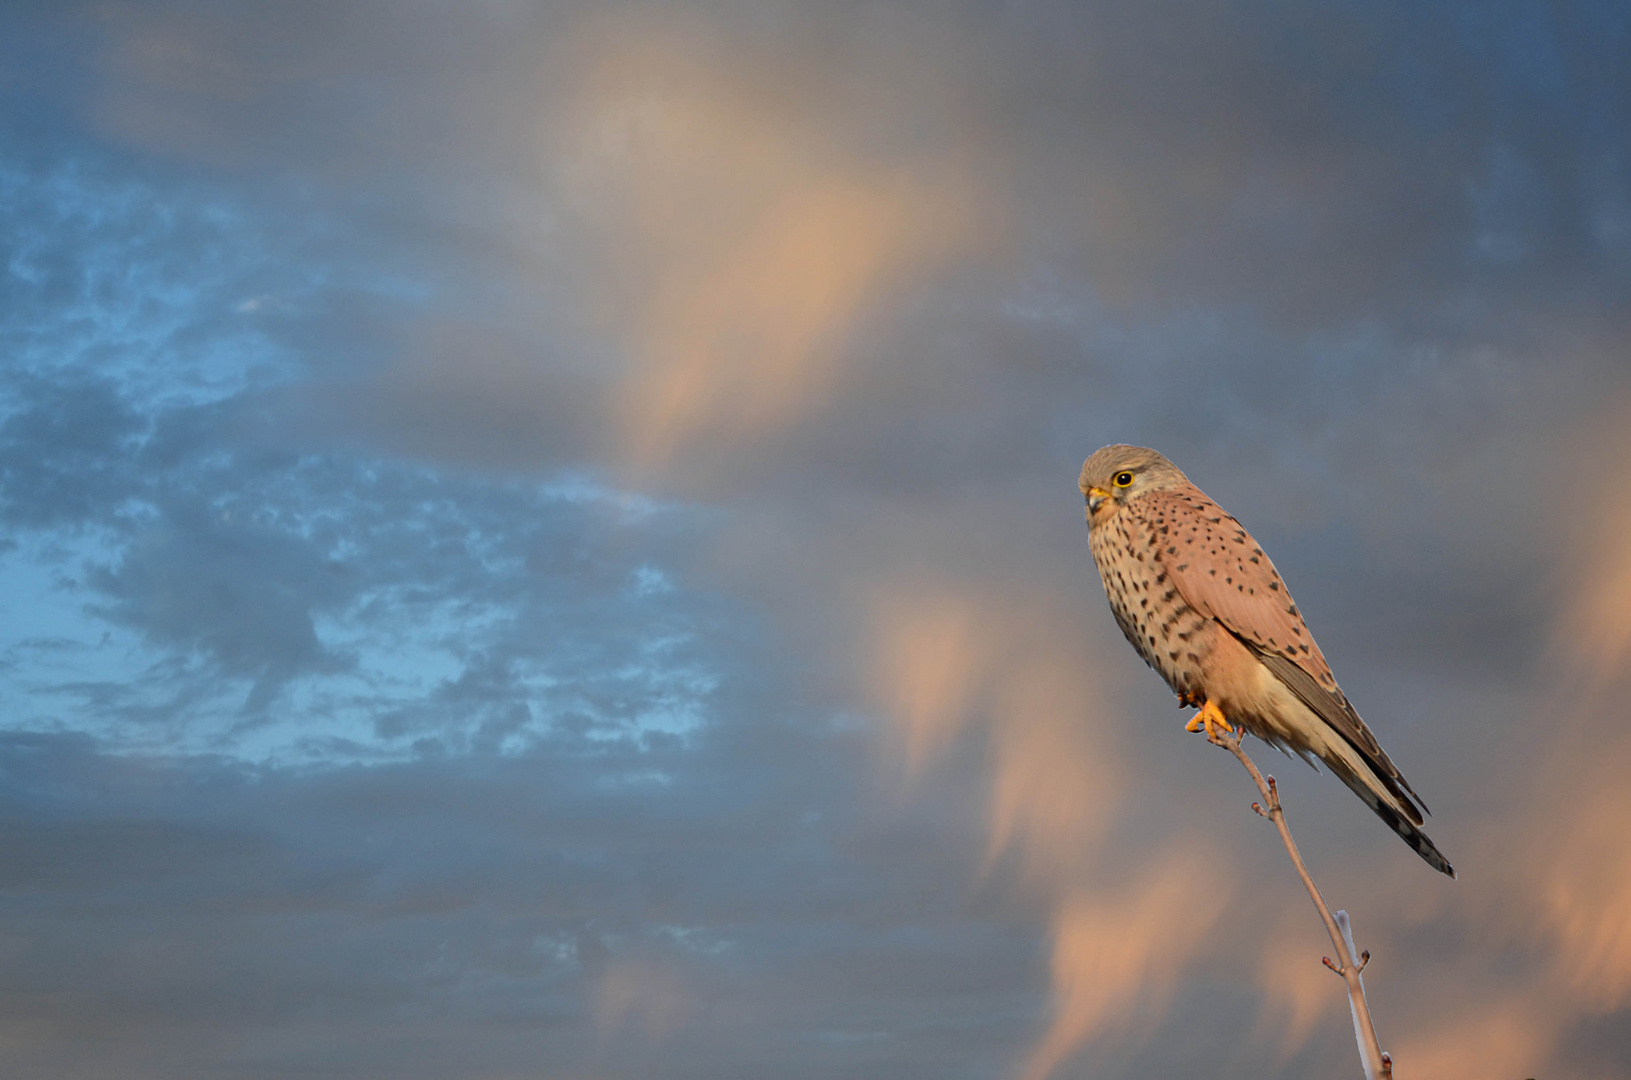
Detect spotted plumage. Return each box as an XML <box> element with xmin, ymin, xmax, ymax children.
<box><xmin>1080</xmin><ymin>444</ymin><xmax>1454</xmax><ymax>878</ymax></box>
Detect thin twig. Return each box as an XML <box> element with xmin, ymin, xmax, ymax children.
<box><xmin>1206</xmin><ymin>725</ymin><xmax>1394</xmax><ymax>1080</ymax></box>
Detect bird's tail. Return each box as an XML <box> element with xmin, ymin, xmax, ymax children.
<box><xmin>1325</xmin><ymin>749</ymin><xmax>1456</xmax><ymax>878</ymax></box>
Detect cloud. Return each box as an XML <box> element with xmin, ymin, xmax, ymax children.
<box><xmin>1500</xmin><ymin>391</ymin><xmax>1631</xmax><ymax>1021</ymax></box>
<box><xmin>1252</xmin><ymin>914</ymin><xmax>1343</xmax><ymax>1062</ymax></box>
<box><xmin>1533</xmin><ymin>735</ymin><xmax>1631</xmax><ymax>1013</ymax></box>
<box><xmin>2</xmin><ymin>1</ymin><xmax>1631</xmax><ymax>1078</ymax></box>
<box><xmin>868</xmin><ymin>576</ymin><xmax>1126</xmax><ymax>884</ymax></box>
<box><xmin>1018</xmin><ymin>854</ymin><xmax>1233</xmax><ymax>1080</ymax></box>
<box><xmin>89</xmin><ymin>494</ymin><xmax>354</xmax><ymax>711</ymax></box>
<box><xmin>594</xmin><ymin>958</ymin><xmax>691</xmax><ymax>1042</ymax></box>
<box><xmin>1392</xmin><ymin>995</ymin><xmax>1557</xmax><ymax>1080</ymax></box>
<box><xmin>544</xmin><ymin>22</ymin><xmax>988</xmax><ymax>468</ymax></box>
<box><xmin>1554</xmin><ymin>394</ymin><xmax>1631</xmax><ymax>685</ymax></box>
<box><xmin>0</xmin><ymin>375</ymin><xmax>144</xmax><ymax>528</ymax></box>
<box><xmin>868</xmin><ymin>577</ymin><xmax>1245</xmax><ymax>1075</ymax></box>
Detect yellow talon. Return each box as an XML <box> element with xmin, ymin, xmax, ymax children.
<box><xmin>1184</xmin><ymin>698</ymin><xmax>1234</xmax><ymax>737</ymax></box>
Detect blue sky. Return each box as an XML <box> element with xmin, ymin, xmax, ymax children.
<box><xmin>2</xmin><ymin>2</ymin><xmax>1630</xmax><ymax>1078</ymax></box>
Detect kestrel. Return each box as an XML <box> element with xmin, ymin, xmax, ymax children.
<box><xmin>1079</xmin><ymin>445</ymin><xmax>1454</xmax><ymax>877</ymax></box>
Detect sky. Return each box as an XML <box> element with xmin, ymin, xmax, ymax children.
<box><xmin>1</xmin><ymin>2</ymin><xmax>1629</xmax><ymax>1077</ymax></box>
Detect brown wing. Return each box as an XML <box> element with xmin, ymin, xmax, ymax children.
<box><xmin>1140</xmin><ymin>485</ymin><xmax>1428</xmax><ymax>818</ymax></box>
<box><xmin>1140</xmin><ymin>486</ymin><xmax>1338</xmax><ymax>687</ymax></box>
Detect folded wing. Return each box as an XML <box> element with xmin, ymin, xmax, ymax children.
<box><xmin>1145</xmin><ymin>486</ymin><xmax>1430</xmax><ymax>824</ymax></box>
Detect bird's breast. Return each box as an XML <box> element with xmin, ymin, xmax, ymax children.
<box><xmin>1089</xmin><ymin>509</ymin><xmax>1214</xmax><ymax>697</ymax></box>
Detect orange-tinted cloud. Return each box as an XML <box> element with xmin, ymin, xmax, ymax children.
<box><xmin>870</xmin><ymin>580</ymin><xmax>1237</xmax><ymax>1076</ymax></box>
<box><xmin>1391</xmin><ymin>995</ymin><xmax>1556</xmax><ymax>1080</ymax></box>
<box><xmin>1253</xmin><ymin>921</ymin><xmax>1343</xmax><ymax>1061</ymax></box>
<box><xmin>594</xmin><ymin>958</ymin><xmax>690</xmax><ymax>1042</ymax></box>
<box><xmin>1017</xmin><ymin>855</ymin><xmax>1232</xmax><ymax>1080</ymax></box>
<box><xmin>1559</xmin><ymin>492</ymin><xmax>1631</xmax><ymax>685</ymax></box>
<box><xmin>1554</xmin><ymin>397</ymin><xmax>1631</xmax><ymax>685</ymax></box>
<box><xmin>1525</xmin><ymin>724</ymin><xmax>1631</xmax><ymax>1014</ymax></box>
<box><xmin>549</xmin><ymin>19</ymin><xmax>991</xmax><ymax>467</ymax></box>
<box><xmin>870</xmin><ymin>585</ymin><xmax>992</xmax><ymax>775</ymax></box>
<box><xmin>983</xmin><ymin>653</ymin><xmax>1123</xmax><ymax>887</ymax></box>
<box><xmin>868</xmin><ymin>579</ymin><xmax>1123</xmax><ymax>884</ymax></box>
<box><xmin>1522</xmin><ymin>395</ymin><xmax>1631</xmax><ymax>1014</ymax></box>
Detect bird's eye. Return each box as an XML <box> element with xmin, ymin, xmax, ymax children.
<box><xmin>1113</xmin><ymin>471</ymin><xmax>1134</xmax><ymax>487</ymax></box>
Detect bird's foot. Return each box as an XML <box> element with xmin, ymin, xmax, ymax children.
<box><xmin>1176</xmin><ymin>690</ymin><xmax>1202</xmax><ymax>709</ymax></box>
<box><xmin>1184</xmin><ymin>699</ymin><xmax>1235</xmax><ymax>739</ymax></box>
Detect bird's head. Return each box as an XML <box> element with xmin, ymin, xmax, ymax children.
<box><xmin>1078</xmin><ymin>444</ymin><xmax>1188</xmax><ymax>525</ymax></box>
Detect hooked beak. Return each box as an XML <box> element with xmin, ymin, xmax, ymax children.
<box><xmin>1085</xmin><ymin>486</ymin><xmax>1109</xmax><ymax>515</ymax></box>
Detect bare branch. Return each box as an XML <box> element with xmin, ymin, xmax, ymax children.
<box><xmin>1205</xmin><ymin>725</ymin><xmax>1394</xmax><ymax>1080</ymax></box>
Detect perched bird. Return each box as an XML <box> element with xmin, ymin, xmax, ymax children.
<box><xmin>1079</xmin><ymin>444</ymin><xmax>1454</xmax><ymax>877</ymax></box>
